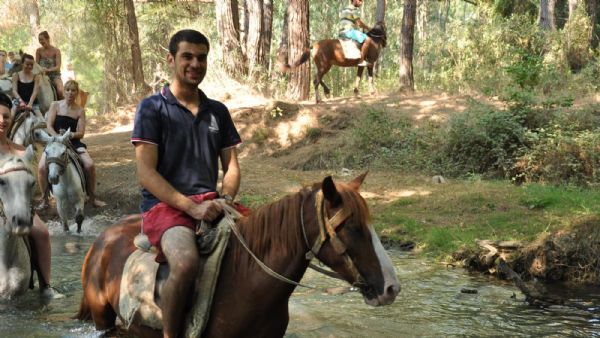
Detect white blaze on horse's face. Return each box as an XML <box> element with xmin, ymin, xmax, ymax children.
<box><xmin>0</xmin><ymin>147</ymin><xmax>36</xmax><ymax>236</ymax></box>
<box><xmin>365</xmin><ymin>224</ymin><xmax>400</xmax><ymax>306</ymax></box>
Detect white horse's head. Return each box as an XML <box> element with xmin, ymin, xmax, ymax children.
<box><xmin>0</xmin><ymin>146</ymin><xmax>36</xmax><ymax>236</ymax></box>
<box><xmin>12</xmin><ymin>109</ymin><xmax>45</xmax><ymax>147</ymax></box>
<box><xmin>37</xmin><ymin>129</ymin><xmax>72</xmax><ymax>185</ymax></box>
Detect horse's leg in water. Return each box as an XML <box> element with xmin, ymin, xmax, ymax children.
<box><xmin>367</xmin><ymin>65</ymin><xmax>376</xmax><ymax>95</ymax></box>
<box><xmin>354</xmin><ymin>66</ymin><xmax>365</xmax><ymax>97</ymax></box>
<box><xmin>55</xmin><ymin>198</ymin><xmax>70</xmax><ymax>232</ymax></box>
<box><xmin>76</xmin><ymin>209</ymin><xmax>84</xmax><ymax>233</ymax></box>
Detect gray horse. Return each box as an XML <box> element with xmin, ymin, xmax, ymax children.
<box><xmin>36</xmin><ymin>129</ymin><xmax>85</xmax><ymax>233</ymax></box>
<box><xmin>0</xmin><ymin>146</ymin><xmax>36</xmax><ymax>299</ymax></box>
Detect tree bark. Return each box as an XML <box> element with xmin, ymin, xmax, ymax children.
<box><xmin>568</xmin><ymin>0</ymin><xmax>579</xmax><ymax>19</ymax></box>
<box><xmin>539</xmin><ymin>0</ymin><xmax>557</xmax><ymax>30</ymax></box>
<box><xmin>246</xmin><ymin>0</ymin><xmax>264</xmax><ymax>78</ymax></box>
<box><xmin>400</xmin><ymin>0</ymin><xmax>417</xmax><ymax>92</ymax></box>
<box><xmin>25</xmin><ymin>0</ymin><xmax>41</xmax><ymax>47</ymax></box>
<box><xmin>285</xmin><ymin>0</ymin><xmax>310</xmax><ymax>101</ymax></box>
<box><xmin>261</xmin><ymin>0</ymin><xmax>273</xmax><ymax>71</ymax></box>
<box><xmin>215</xmin><ymin>0</ymin><xmax>247</xmax><ymax>77</ymax></box>
<box><xmin>375</xmin><ymin>0</ymin><xmax>386</xmax><ymax>23</ymax></box>
<box><xmin>124</xmin><ymin>0</ymin><xmax>150</xmax><ymax>96</ymax></box>
<box><xmin>587</xmin><ymin>0</ymin><xmax>598</xmax><ymax>48</ymax></box>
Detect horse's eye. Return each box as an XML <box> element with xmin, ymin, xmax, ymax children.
<box><xmin>0</xmin><ymin>178</ymin><xmax>5</xmax><ymax>186</ymax></box>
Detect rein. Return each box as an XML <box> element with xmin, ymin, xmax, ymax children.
<box><xmin>229</xmin><ymin>189</ymin><xmax>361</xmax><ymax>289</ymax></box>
<box><xmin>0</xmin><ymin>165</ymin><xmax>31</xmax><ymax>176</ymax></box>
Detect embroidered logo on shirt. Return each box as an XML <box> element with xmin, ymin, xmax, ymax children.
<box><xmin>208</xmin><ymin>115</ymin><xmax>219</xmax><ymax>133</ymax></box>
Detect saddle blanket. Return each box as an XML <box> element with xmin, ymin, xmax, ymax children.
<box><xmin>339</xmin><ymin>39</ymin><xmax>361</xmax><ymax>60</ymax></box>
<box><xmin>119</xmin><ymin>204</ymin><xmax>238</xmax><ymax>335</ymax></box>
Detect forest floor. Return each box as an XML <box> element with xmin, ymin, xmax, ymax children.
<box><xmin>42</xmin><ymin>77</ymin><xmax>600</xmax><ymax>286</ymax></box>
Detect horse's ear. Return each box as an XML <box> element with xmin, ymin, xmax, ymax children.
<box><xmin>35</xmin><ymin>129</ymin><xmax>51</xmax><ymax>143</ymax></box>
<box><xmin>322</xmin><ymin>176</ymin><xmax>342</xmax><ymax>207</ymax></box>
<box><xmin>348</xmin><ymin>171</ymin><xmax>368</xmax><ymax>190</ymax></box>
<box><xmin>61</xmin><ymin>128</ymin><xmax>72</xmax><ymax>142</ymax></box>
<box><xmin>24</xmin><ymin>145</ymin><xmax>35</xmax><ymax>162</ymax></box>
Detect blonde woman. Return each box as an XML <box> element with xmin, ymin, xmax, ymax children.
<box><xmin>37</xmin><ymin>80</ymin><xmax>105</xmax><ymax>209</ymax></box>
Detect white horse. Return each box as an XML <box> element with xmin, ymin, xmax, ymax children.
<box><xmin>0</xmin><ymin>146</ymin><xmax>36</xmax><ymax>299</ymax></box>
<box><xmin>10</xmin><ymin>107</ymin><xmax>45</xmax><ymax>147</ymax></box>
<box><xmin>36</xmin><ymin>129</ymin><xmax>85</xmax><ymax>233</ymax></box>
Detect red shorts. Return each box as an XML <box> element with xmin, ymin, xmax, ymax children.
<box><xmin>142</xmin><ymin>192</ymin><xmax>251</xmax><ymax>262</ymax></box>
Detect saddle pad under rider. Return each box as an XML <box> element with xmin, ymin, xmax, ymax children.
<box><xmin>339</xmin><ymin>39</ymin><xmax>361</xmax><ymax>60</ymax></box>
<box><xmin>119</xmin><ymin>203</ymin><xmax>239</xmax><ymax>335</ymax></box>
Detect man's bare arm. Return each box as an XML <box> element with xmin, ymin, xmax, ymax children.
<box><xmin>135</xmin><ymin>143</ymin><xmax>222</xmax><ymax>220</ymax></box>
<box><xmin>220</xmin><ymin>146</ymin><xmax>240</xmax><ymax>199</ymax></box>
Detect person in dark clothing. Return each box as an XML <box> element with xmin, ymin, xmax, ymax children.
<box><xmin>37</xmin><ymin>80</ymin><xmax>105</xmax><ymax>210</ymax></box>
<box><xmin>11</xmin><ymin>53</ymin><xmax>42</xmax><ymax>118</ymax></box>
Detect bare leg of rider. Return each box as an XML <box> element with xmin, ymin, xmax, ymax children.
<box><xmin>160</xmin><ymin>226</ymin><xmax>201</xmax><ymax>338</ymax></box>
<box><xmin>54</xmin><ymin>77</ymin><xmax>64</xmax><ymax>100</ymax></box>
<box><xmin>79</xmin><ymin>149</ymin><xmax>106</xmax><ymax>207</ymax></box>
<box><xmin>29</xmin><ymin>214</ymin><xmax>62</xmax><ymax>298</ymax></box>
<box><xmin>36</xmin><ymin>151</ymin><xmax>50</xmax><ymax>210</ymax></box>
<box><xmin>358</xmin><ymin>37</ymin><xmax>372</xmax><ymax>67</ymax></box>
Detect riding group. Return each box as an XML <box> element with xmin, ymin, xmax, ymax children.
<box><xmin>0</xmin><ymin>2</ymin><xmax>399</xmax><ymax>337</ymax></box>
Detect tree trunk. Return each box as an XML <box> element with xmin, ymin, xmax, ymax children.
<box><xmin>417</xmin><ymin>0</ymin><xmax>428</xmax><ymax>41</ymax></box>
<box><xmin>375</xmin><ymin>0</ymin><xmax>386</xmax><ymax>23</ymax></box>
<box><xmin>246</xmin><ymin>0</ymin><xmax>263</xmax><ymax>78</ymax></box>
<box><xmin>587</xmin><ymin>0</ymin><xmax>598</xmax><ymax>48</ymax></box>
<box><xmin>215</xmin><ymin>0</ymin><xmax>247</xmax><ymax>77</ymax></box>
<box><xmin>539</xmin><ymin>0</ymin><xmax>557</xmax><ymax>30</ymax></box>
<box><xmin>568</xmin><ymin>0</ymin><xmax>579</xmax><ymax>19</ymax></box>
<box><xmin>124</xmin><ymin>0</ymin><xmax>150</xmax><ymax>96</ymax></box>
<box><xmin>399</xmin><ymin>0</ymin><xmax>417</xmax><ymax>92</ymax></box>
<box><xmin>25</xmin><ymin>0</ymin><xmax>41</xmax><ymax>47</ymax></box>
<box><xmin>261</xmin><ymin>0</ymin><xmax>273</xmax><ymax>72</ymax></box>
<box><xmin>285</xmin><ymin>0</ymin><xmax>310</xmax><ymax>101</ymax></box>
<box><xmin>242</xmin><ymin>0</ymin><xmax>249</xmax><ymax>55</ymax></box>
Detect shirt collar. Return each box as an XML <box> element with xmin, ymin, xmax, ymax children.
<box><xmin>161</xmin><ymin>85</ymin><xmax>209</xmax><ymax>110</ymax></box>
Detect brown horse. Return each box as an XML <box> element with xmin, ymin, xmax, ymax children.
<box><xmin>280</xmin><ymin>23</ymin><xmax>387</xmax><ymax>103</ymax></box>
<box><xmin>76</xmin><ymin>173</ymin><xmax>400</xmax><ymax>337</ymax></box>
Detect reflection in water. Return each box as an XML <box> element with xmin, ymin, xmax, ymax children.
<box><xmin>0</xmin><ymin>230</ymin><xmax>598</xmax><ymax>338</ymax></box>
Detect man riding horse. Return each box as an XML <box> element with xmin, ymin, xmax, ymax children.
<box><xmin>132</xmin><ymin>29</ymin><xmax>242</xmax><ymax>338</ymax></box>
<box><xmin>339</xmin><ymin>0</ymin><xmax>373</xmax><ymax>67</ymax></box>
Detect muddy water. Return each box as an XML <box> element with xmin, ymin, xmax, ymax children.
<box><xmin>0</xmin><ymin>218</ymin><xmax>598</xmax><ymax>337</ymax></box>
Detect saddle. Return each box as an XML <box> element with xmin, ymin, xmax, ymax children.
<box><xmin>119</xmin><ymin>202</ymin><xmax>241</xmax><ymax>336</ymax></box>
<box><xmin>339</xmin><ymin>38</ymin><xmax>361</xmax><ymax>60</ymax></box>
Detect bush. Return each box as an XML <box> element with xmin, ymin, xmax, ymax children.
<box><xmin>443</xmin><ymin>104</ymin><xmax>527</xmax><ymax>176</ymax></box>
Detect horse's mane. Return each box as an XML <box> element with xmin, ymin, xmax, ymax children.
<box><xmin>368</xmin><ymin>22</ymin><xmax>387</xmax><ymax>48</ymax></box>
<box><xmin>232</xmin><ymin>180</ymin><xmax>371</xmax><ymax>273</ymax></box>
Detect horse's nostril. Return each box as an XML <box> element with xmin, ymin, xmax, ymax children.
<box><xmin>387</xmin><ymin>283</ymin><xmax>400</xmax><ymax>296</ymax></box>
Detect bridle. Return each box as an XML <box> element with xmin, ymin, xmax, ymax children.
<box><xmin>301</xmin><ymin>190</ymin><xmax>363</xmax><ymax>285</ymax></box>
<box><xmin>45</xmin><ymin>143</ymin><xmax>68</xmax><ymax>174</ymax></box>
<box><xmin>229</xmin><ymin>188</ymin><xmax>363</xmax><ymax>289</ymax></box>
<box><xmin>0</xmin><ymin>164</ymin><xmax>34</xmax><ymax>222</ymax></box>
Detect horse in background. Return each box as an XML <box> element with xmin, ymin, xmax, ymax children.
<box><xmin>279</xmin><ymin>22</ymin><xmax>387</xmax><ymax>103</ymax></box>
<box><xmin>0</xmin><ymin>147</ymin><xmax>37</xmax><ymax>299</ymax></box>
<box><xmin>77</xmin><ymin>173</ymin><xmax>400</xmax><ymax>337</ymax></box>
<box><xmin>36</xmin><ymin>129</ymin><xmax>85</xmax><ymax>233</ymax></box>
<box><xmin>9</xmin><ymin>106</ymin><xmax>45</xmax><ymax>147</ymax></box>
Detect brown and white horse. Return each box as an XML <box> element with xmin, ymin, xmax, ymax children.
<box><xmin>280</xmin><ymin>22</ymin><xmax>387</xmax><ymax>103</ymax></box>
<box><xmin>77</xmin><ymin>173</ymin><xmax>400</xmax><ymax>337</ymax></box>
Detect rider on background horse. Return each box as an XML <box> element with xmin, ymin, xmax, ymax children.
<box><xmin>0</xmin><ymin>92</ymin><xmax>62</xmax><ymax>299</ymax></box>
<box><xmin>37</xmin><ymin>80</ymin><xmax>105</xmax><ymax>210</ymax></box>
<box><xmin>11</xmin><ymin>54</ymin><xmax>43</xmax><ymax>119</ymax></box>
<box><xmin>36</xmin><ymin>31</ymin><xmax>64</xmax><ymax>100</ymax></box>
<box><xmin>131</xmin><ymin>29</ymin><xmax>242</xmax><ymax>338</ymax></box>
<box><xmin>339</xmin><ymin>0</ymin><xmax>373</xmax><ymax>67</ymax></box>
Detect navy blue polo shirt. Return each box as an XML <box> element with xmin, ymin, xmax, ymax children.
<box><xmin>131</xmin><ymin>86</ymin><xmax>242</xmax><ymax>212</ymax></box>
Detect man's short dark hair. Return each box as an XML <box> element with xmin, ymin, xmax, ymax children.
<box><xmin>0</xmin><ymin>93</ymin><xmax>12</xmax><ymax>110</ymax></box>
<box><xmin>168</xmin><ymin>30</ymin><xmax>210</xmax><ymax>56</ymax></box>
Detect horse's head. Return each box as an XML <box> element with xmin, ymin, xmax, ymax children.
<box><xmin>368</xmin><ymin>22</ymin><xmax>387</xmax><ymax>48</ymax></box>
<box><xmin>12</xmin><ymin>109</ymin><xmax>45</xmax><ymax>147</ymax></box>
<box><xmin>37</xmin><ymin>129</ymin><xmax>71</xmax><ymax>185</ymax></box>
<box><xmin>0</xmin><ymin>146</ymin><xmax>36</xmax><ymax>236</ymax></box>
<box><xmin>311</xmin><ymin>173</ymin><xmax>399</xmax><ymax>306</ymax></box>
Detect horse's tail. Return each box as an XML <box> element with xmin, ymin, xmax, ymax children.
<box><xmin>277</xmin><ymin>48</ymin><xmax>311</xmax><ymax>72</ymax></box>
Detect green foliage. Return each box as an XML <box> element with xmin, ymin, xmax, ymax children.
<box><xmin>505</xmin><ymin>48</ymin><xmax>543</xmax><ymax>89</ymax></box>
<box><xmin>443</xmin><ymin>103</ymin><xmax>527</xmax><ymax>176</ymax></box>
